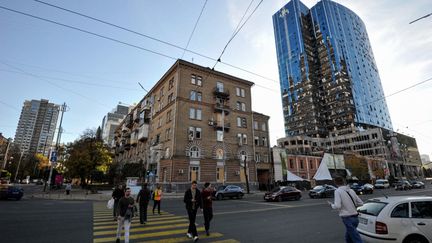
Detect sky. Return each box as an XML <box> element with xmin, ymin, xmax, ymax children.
<box><xmin>0</xmin><ymin>0</ymin><xmax>431</xmax><ymax>158</ymax></box>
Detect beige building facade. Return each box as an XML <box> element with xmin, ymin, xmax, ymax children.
<box><xmin>114</xmin><ymin>60</ymin><xmax>270</xmax><ymax>190</ymax></box>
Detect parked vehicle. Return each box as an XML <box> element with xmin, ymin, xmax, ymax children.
<box><xmin>395</xmin><ymin>181</ymin><xmax>412</xmax><ymax>190</ymax></box>
<box><xmin>409</xmin><ymin>181</ymin><xmax>425</xmax><ymax>189</ymax></box>
<box><xmin>374</xmin><ymin>179</ymin><xmax>390</xmax><ymax>189</ymax></box>
<box><xmin>308</xmin><ymin>185</ymin><xmax>336</xmax><ymax>198</ymax></box>
<box><xmin>357</xmin><ymin>196</ymin><xmax>432</xmax><ymax>243</ymax></box>
<box><xmin>214</xmin><ymin>185</ymin><xmax>244</xmax><ymax>200</ymax></box>
<box><xmin>264</xmin><ymin>186</ymin><xmax>301</xmax><ymax>202</ymax></box>
<box><xmin>32</xmin><ymin>179</ymin><xmax>44</xmax><ymax>185</ymax></box>
<box><xmin>350</xmin><ymin>183</ymin><xmax>374</xmax><ymax>195</ymax></box>
<box><xmin>0</xmin><ymin>184</ymin><xmax>24</xmax><ymax>200</ymax></box>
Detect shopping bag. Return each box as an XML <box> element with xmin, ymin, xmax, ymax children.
<box><xmin>107</xmin><ymin>198</ymin><xmax>114</xmax><ymax>209</ymax></box>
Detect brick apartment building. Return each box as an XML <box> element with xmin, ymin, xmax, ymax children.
<box><xmin>113</xmin><ymin>60</ymin><xmax>271</xmax><ymax>190</ymax></box>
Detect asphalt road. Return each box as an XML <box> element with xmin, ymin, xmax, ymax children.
<box><xmin>1</xmin><ymin>183</ymin><xmax>431</xmax><ymax>243</ymax></box>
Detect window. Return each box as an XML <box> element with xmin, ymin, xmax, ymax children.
<box><xmin>391</xmin><ymin>203</ymin><xmax>409</xmax><ymax>218</ymax></box>
<box><xmin>236</xmin><ymin>87</ymin><xmax>241</xmax><ymax>96</ymax></box>
<box><xmin>262</xmin><ymin>137</ymin><xmax>267</xmax><ymax>146</ymax></box>
<box><xmin>158</xmin><ymin>117</ymin><xmax>162</xmax><ymax>128</ymax></box>
<box><xmin>189</xmin><ymin>108</ymin><xmax>202</xmax><ymax>120</ymax></box>
<box><xmin>165</xmin><ymin>128</ymin><xmax>171</xmax><ymax>140</ymax></box>
<box><xmin>191</xmin><ymin>74</ymin><xmax>196</xmax><ymax>85</ymax></box>
<box><xmin>241</xmin><ymin>103</ymin><xmax>246</xmax><ymax>111</ymax></box>
<box><xmin>166</xmin><ymin>110</ymin><xmax>172</xmax><ymax>122</ymax></box>
<box><xmin>189</xmin><ymin>146</ymin><xmax>200</xmax><ymax>158</ymax></box>
<box><xmin>254</xmin><ymin>136</ymin><xmax>259</xmax><ymax>146</ymax></box>
<box><xmin>236</xmin><ymin>102</ymin><xmax>241</xmax><ymax>110</ymax></box>
<box><xmin>237</xmin><ymin>133</ymin><xmax>242</xmax><ymax>145</ymax></box>
<box><xmin>242</xmin><ymin>118</ymin><xmax>247</xmax><ymax>128</ymax></box>
<box><xmin>237</xmin><ymin>117</ymin><xmax>242</xmax><ymax>127</ymax></box>
<box><xmin>168</xmin><ymin>93</ymin><xmax>174</xmax><ymax>103</ymax></box>
<box><xmin>300</xmin><ymin>160</ymin><xmax>304</xmax><ymax>169</ymax></box>
<box><xmin>139</xmin><ymin>111</ymin><xmax>145</xmax><ymax>125</ymax></box>
<box><xmin>255</xmin><ymin>153</ymin><xmax>261</xmax><ymax>162</ymax></box>
<box><xmin>309</xmin><ymin>160</ymin><xmax>314</xmax><ymax>169</ymax></box>
<box><xmin>196</xmin><ymin>76</ymin><xmax>202</xmax><ymax>86</ymax></box>
<box><xmin>242</xmin><ymin>134</ymin><xmax>247</xmax><ymax>145</ymax></box>
<box><xmin>241</xmin><ymin>89</ymin><xmax>245</xmax><ymax>97</ymax></box>
<box><xmin>160</xmin><ymin>87</ymin><xmax>164</xmax><ymax>97</ymax></box>
<box><xmin>190</xmin><ymin>91</ymin><xmax>202</xmax><ymax>102</ymax></box>
<box><xmin>254</xmin><ymin>121</ymin><xmax>258</xmax><ymax>130</ymax></box>
<box><xmin>263</xmin><ymin>154</ymin><xmax>269</xmax><ymax>162</ymax></box>
<box><xmin>190</xmin><ymin>166</ymin><xmax>199</xmax><ymax>182</ymax></box>
<box><xmin>168</xmin><ymin>78</ymin><xmax>174</xmax><ymax>90</ymax></box>
<box><xmin>216</xmin><ymin>81</ymin><xmax>224</xmax><ymax>92</ymax></box>
<box><xmin>217</xmin><ymin>130</ymin><xmax>224</xmax><ymax>141</ymax></box>
<box><xmin>262</xmin><ymin>123</ymin><xmax>266</xmax><ymax>131</ymax></box>
<box><xmin>411</xmin><ymin>201</ymin><xmax>432</xmax><ymax>218</ymax></box>
<box><xmin>289</xmin><ymin>159</ymin><xmax>294</xmax><ymax>168</ymax></box>
<box><xmin>188</xmin><ymin>127</ymin><xmax>202</xmax><ymax>140</ymax></box>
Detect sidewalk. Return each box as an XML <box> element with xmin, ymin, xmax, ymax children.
<box><xmin>29</xmin><ymin>189</ymin><xmax>263</xmax><ymax>201</ymax></box>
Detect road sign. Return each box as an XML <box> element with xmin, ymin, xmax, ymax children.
<box><xmin>50</xmin><ymin>151</ymin><xmax>57</xmax><ymax>162</ymax></box>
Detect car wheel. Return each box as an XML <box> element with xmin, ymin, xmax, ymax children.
<box><xmin>217</xmin><ymin>194</ymin><xmax>223</xmax><ymax>200</ymax></box>
<box><xmin>403</xmin><ymin>235</ymin><xmax>428</xmax><ymax>243</ymax></box>
<box><xmin>295</xmin><ymin>195</ymin><xmax>301</xmax><ymax>201</ymax></box>
<box><xmin>277</xmin><ymin>196</ymin><xmax>283</xmax><ymax>202</ymax></box>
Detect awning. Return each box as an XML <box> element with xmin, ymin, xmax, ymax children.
<box><xmin>286</xmin><ymin>170</ymin><xmax>305</xmax><ymax>181</ymax></box>
<box><xmin>313</xmin><ymin>158</ymin><xmax>333</xmax><ymax>180</ymax></box>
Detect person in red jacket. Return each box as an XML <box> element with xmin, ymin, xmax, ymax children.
<box><xmin>201</xmin><ymin>182</ymin><xmax>214</xmax><ymax>236</ymax></box>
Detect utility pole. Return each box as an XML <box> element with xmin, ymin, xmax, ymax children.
<box><xmin>243</xmin><ymin>155</ymin><xmax>250</xmax><ymax>194</ymax></box>
<box><xmin>46</xmin><ymin>102</ymin><xmax>67</xmax><ymax>191</ymax></box>
<box><xmin>14</xmin><ymin>151</ymin><xmax>24</xmax><ymax>182</ymax></box>
<box><xmin>2</xmin><ymin>138</ymin><xmax>12</xmax><ymax>169</ymax></box>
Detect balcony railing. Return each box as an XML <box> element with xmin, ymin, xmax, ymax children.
<box><xmin>213</xmin><ymin>87</ymin><xmax>230</xmax><ymax>98</ymax></box>
<box><xmin>138</xmin><ymin>124</ymin><xmax>149</xmax><ymax>141</ymax></box>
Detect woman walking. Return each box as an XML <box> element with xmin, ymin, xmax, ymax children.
<box><xmin>152</xmin><ymin>184</ymin><xmax>162</xmax><ymax>215</ymax></box>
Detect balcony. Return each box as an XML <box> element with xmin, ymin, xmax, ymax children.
<box><xmin>213</xmin><ymin>103</ymin><xmax>230</xmax><ymax>114</ymax></box>
<box><xmin>138</xmin><ymin>124</ymin><xmax>149</xmax><ymax>141</ymax></box>
<box><xmin>130</xmin><ymin>132</ymin><xmax>138</xmax><ymax>147</ymax></box>
<box><xmin>213</xmin><ymin>87</ymin><xmax>230</xmax><ymax>99</ymax></box>
<box><xmin>124</xmin><ymin>138</ymin><xmax>131</xmax><ymax>150</ymax></box>
<box><xmin>213</xmin><ymin>122</ymin><xmax>230</xmax><ymax>131</ymax></box>
<box><xmin>118</xmin><ymin>145</ymin><xmax>125</xmax><ymax>154</ymax></box>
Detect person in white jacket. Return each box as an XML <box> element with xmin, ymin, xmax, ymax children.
<box><xmin>330</xmin><ymin>177</ymin><xmax>364</xmax><ymax>243</ymax></box>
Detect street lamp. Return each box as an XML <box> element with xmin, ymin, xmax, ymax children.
<box><xmin>14</xmin><ymin>151</ymin><xmax>25</xmax><ymax>182</ymax></box>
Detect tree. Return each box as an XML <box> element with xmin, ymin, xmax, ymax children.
<box><xmin>64</xmin><ymin>129</ymin><xmax>112</xmax><ymax>186</ymax></box>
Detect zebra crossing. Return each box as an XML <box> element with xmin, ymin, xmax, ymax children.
<box><xmin>92</xmin><ymin>202</ymin><xmax>239</xmax><ymax>243</ymax></box>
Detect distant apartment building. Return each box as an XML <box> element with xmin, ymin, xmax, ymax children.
<box><xmin>113</xmin><ymin>60</ymin><xmax>271</xmax><ymax>190</ymax></box>
<box><xmin>101</xmin><ymin>104</ymin><xmax>130</xmax><ymax>147</ymax></box>
<box><xmin>14</xmin><ymin>99</ymin><xmax>59</xmax><ymax>157</ymax></box>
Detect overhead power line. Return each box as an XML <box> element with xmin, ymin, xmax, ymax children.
<box><xmin>0</xmin><ymin>100</ymin><xmax>19</xmax><ymax>111</ymax></box>
<box><xmin>409</xmin><ymin>13</ymin><xmax>432</xmax><ymax>24</ymax></box>
<box><xmin>0</xmin><ymin>5</ymin><xmax>177</xmax><ymax>61</ymax></box>
<box><xmin>181</xmin><ymin>0</ymin><xmax>208</xmax><ymax>59</ymax></box>
<box><xmin>32</xmin><ymin>0</ymin><xmax>279</xmax><ymax>84</ymax></box>
<box><xmin>213</xmin><ymin>0</ymin><xmax>264</xmax><ymax>70</ymax></box>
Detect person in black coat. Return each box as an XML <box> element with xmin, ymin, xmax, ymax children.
<box><xmin>183</xmin><ymin>181</ymin><xmax>202</xmax><ymax>242</ymax></box>
<box><xmin>112</xmin><ymin>184</ymin><xmax>124</xmax><ymax>220</ymax></box>
<box><xmin>136</xmin><ymin>183</ymin><xmax>151</xmax><ymax>224</ymax></box>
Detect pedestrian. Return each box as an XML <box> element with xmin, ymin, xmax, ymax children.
<box><xmin>65</xmin><ymin>182</ymin><xmax>72</xmax><ymax>195</ymax></box>
<box><xmin>152</xmin><ymin>184</ymin><xmax>162</xmax><ymax>215</ymax></box>
<box><xmin>201</xmin><ymin>182</ymin><xmax>214</xmax><ymax>236</ymax></box>
<box><xmin>329</xmin><ymin>177</ymin><xmax>364</xmax><ymax>243</ymax></box>
<box><xmin>184</xmin><ymin>181</ymin><xmax>202</xmax><ymax>242</ymax></box>
<box><xmin>136</xmin><ymin>183</ymin><xmax>151</xmax><ymax>224</ymax></box>
<box><xmin>115</xmin><ymin>187</ymin><xmax>135</xmax><ymax>243</ymax></box>
<box><xmin>112</xmin><ymin>184</ymin><xmax>125</xmax><ymax>220</ymax></box>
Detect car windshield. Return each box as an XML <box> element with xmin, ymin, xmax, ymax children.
<box><xmin>217</xmin><ymin>186</ymin><xmax>226</xmax><ymax>191</ymax></box>
<box><xmin>376</xmin><ymin>181</ymin><xmax>384</xmax><ymax>184</ymax></box>
<box><xmin>357</xmin><ymin>201</ymin><xmax>388</xmax><ymax>216</ymax></box>
<box><xmin>271</xmin><ymin>187</ymin><xmax>281</xmax><ymax>192</ymax></box>
<box><xmin>313</xmin><ymin>186</ymin><xmax>324</xmax><ymax>190</ymax></box>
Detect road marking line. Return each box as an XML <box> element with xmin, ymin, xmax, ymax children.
<box><xmin>210</xmin><ymin>239</ymin><xmax>240</xmax><ymax>243</ymax></box>
<box><xmin>140</xmin><ymin>232</ymin><xmax>224</xmax><ymax>243</ymax></box>
<box><xmin>94</xmin><ymin>223</ymin><xmax>189</xmax><ymax>236</ymax></box>
<box><xmin>93</xmin><ymin>213</ymin><xmax>173</xmax><ymax>219</ymax></box>
<box><xmin>93</xmin><ymin>227</ymin><xmax>206</xmax><ymax>243</ymax></box>
<box><xmin>93</xmin><ymin>219</ymin><xmax>188</xmax><ymax>230</ymax></box>
<box><xmin>93</xmin><ymin>216</ymin><xmax>184</xmax><ymax>225</ymax></box>
<box><xmin>233</xmin><ymin>200</ymin><xmax>294</xmax><ymax>207</ymax></box>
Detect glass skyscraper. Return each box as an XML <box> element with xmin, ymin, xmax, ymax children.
<box><xmin>273</xmin><ymin>0</ymin><xmax>392</xmax><ymax>137</ymax></box>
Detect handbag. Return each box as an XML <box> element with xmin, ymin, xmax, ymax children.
<box><xmin>107</xmin><ymin>198</ymin><xmax>114</xmax><ymax>209</ymax></box>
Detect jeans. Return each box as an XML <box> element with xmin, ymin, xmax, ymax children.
<box><xmin>113</xmin><ymin>199</ymin><xmax>120</xmax><ymax>217</ymax></box>
<box><xmin>187</xmin><ymin>208</ymin><xmax>198</xmax><ymax>237</ymax></box>
<box><xmin>203</xmin><ymin>207</ymin><xmax>213</xmax><ymax>231</ymax></box>
<box><xmin>139</xmin><ymin>203</ymin><xmax>148</xmax><ymax>223</ymax></box>
<box><xmin>153</xmin><ymin>200</ymin><xmax>161</xmax><ymax>214</ymax></box>
<box><xmin>341</xmin><ymin>215</ymin><xmax>363</xmax><ymax>243</ymax></box>
<box><xmin>116</xmin><ymin>217</ymin><xmax>131</xmax><ymax>243</ymax></box>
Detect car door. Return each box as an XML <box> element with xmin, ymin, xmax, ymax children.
<box><xmin>326</xmin><ymin>186</ymin><xmax>335</xmax><ymax>197</ymax></box>
<box><xmin>410</xmin><ymin>201</ymin><xmax>432</xmax><ymax>241</ymax></box>
<box><xmin>281</xmin><ymin>188</ymin><xmax>290</xmax><ymax>200</ymax></box>
<box><xmin>387</xmin><ymin>202</ymin><xmax>413</xmax><ymax>240</ymax></box>
<box><xmin>225</xmin><ymin>186</ymin><xmax>234</xmax><ymax>197</ymax></box>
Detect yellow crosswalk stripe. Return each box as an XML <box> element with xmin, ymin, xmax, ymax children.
<box><xmin>93</xmin><ymin>216</ymin><xmax>184</xmax><ymax>225</ymax></box>
<box><xmin>93</xmin><ymin>214</ymin><xmax>173</xmax><ymax>220</ymax></box>
<box><xmin>210</xmin><ymin>240</ymin><xmax>240</xmax><ymax>243</ymax></box>
<box><xmin>93</xmin><ymin>219</ymin><xmax>188</xmax><ymax>230</ymax></box>
<box><xmin>141</xmin><ymin>232</ymin><xmax>224</xmax><ymax>243</ymax></box>
<box><xmin>94</xmin><ymin>223</ymin><xmax>189</xmax><ymax>236</ymax></box>
<box><xmin>93</xmin><ymin>227</ymin><xmax>206</xmax><ymax>243</ymax></box>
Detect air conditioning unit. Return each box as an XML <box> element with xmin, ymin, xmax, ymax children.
<box><xmin>208</xmin><ymin>120</ymin><xmax>214</xmax><ymax>126</ymax></box>
<box><xmin>235</xmin><ymin>171</ymin><xmax>240</xmax><ymax>176</ymax></box>
<box><xmin>178</xmin><ymin>169</ymin><xmax>184</xmax><ymax>174</ymax></box>
<box><xmin>188</xmin><ymin>134</ymin><xmax>194</xmax><ymax>141</ymax></box>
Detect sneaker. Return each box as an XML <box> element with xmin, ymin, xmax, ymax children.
<box><xmin>186</xmin><ymin>233</ymin><xmax>192</xmax><ymax>239</ymax></box>
<box><xmin>206</xmin><ymin>230</ymin><xmax>210</xmax><ymax>236</ymax></box>
<box><xmin>193</xmin><ymin>236</ymin><xmax>199</xmax><ymax>242</ymax></box>
<box><xmin>116</xmin><ymin>238</ymin><xmax>120</xmax><ymax>243</ymax></box>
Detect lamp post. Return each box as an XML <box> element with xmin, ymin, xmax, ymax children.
<box><xmin>14</xmin><ymin>151</ymin><xmax>25</xmax><ymax>182</ymax></box>
<box><xmin>2</xmin><ymin>138</ymin><xmax>12</xmax><ymax>169</ymax></box>
<box><xmin>242</xmin><ymin>154</ymin><xmax>250</xmax><ymax>194</ymax></box>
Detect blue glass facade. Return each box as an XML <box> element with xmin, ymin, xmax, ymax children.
<box><xmin>273</xmin><ymin>0</ymin><xmax>393</xmax><ymax>137</ymax></box>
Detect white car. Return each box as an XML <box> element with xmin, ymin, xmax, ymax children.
<box><xmin>374</xmin><ymin>179</ymin><xmax>390</xmax><ymax>189</ymax></box>
<box><xmin>357</xmin><ymin>196</ymin><xmax>432</xmax><ymax>243</ymax></box>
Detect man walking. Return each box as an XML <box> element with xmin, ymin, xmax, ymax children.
<box><xmin>112</xmin><ymin>184</ymin><xmax>124</xmax><ymax>220</ymax></box>
<box><xmin>330</xmin><ymin>177</ymin><xmax>364</xmax><ymax>243</ymax></box>
<box><xmin>152</xmin><ymin>184</ymin><xmax>162</xmax><ymax>215</ymax></box>
<box><xmin>201</xmin><ymin>182</ymin><xmax>214</xmax><ymax>236</ymax></box>
<box><xmin>116</xmin><ymin>187</ymin><xmax>135</xmax><ymax>243</ymax></box>
<box><xmin>136</xmin><ymin>183</ymin><xmax>151</xmax><ymax>224</ymax></box>
<box><xmin>184</xmin><ymin>181</ymin><xmax>202</xmax><ymax>242</ymax></box>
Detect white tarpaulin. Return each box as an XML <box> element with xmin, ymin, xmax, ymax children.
<box><xmin>286</xmin><ymin>170</ymin><xmax>304</xmax><ymax>181</ymax></box>
<box><xmin>313</xmin><ymin>158</ymin><xmax>333</xmax><ymax>180</ymax></box>
<box><xmin>323</xmin><ymin>153</ymin><xmax>345</xmax><ymax>169</ymax></box>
